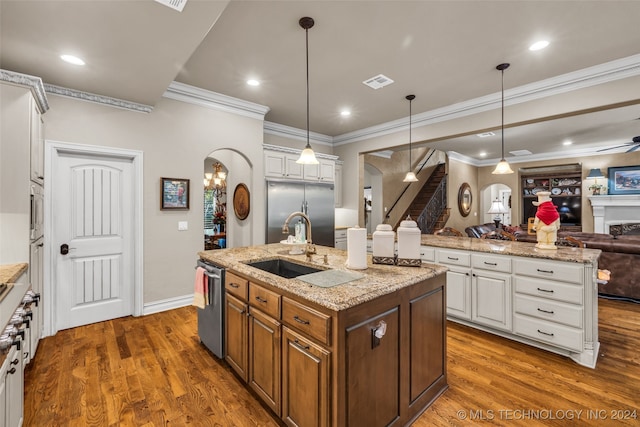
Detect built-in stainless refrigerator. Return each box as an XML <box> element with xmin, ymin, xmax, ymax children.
<box><xmin>266</xmin><ymin>180</ymin><xmax>335</xmax><ymax>247</ymax></box>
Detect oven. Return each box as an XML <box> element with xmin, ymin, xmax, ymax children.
<box><xmin>196</xmin><ymin>259</ymin><xmax>225</xmax><ymax>359</ymax></box>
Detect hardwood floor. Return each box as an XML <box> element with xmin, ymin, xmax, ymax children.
<box><xmin>25</xmin><ymin>298</ymin><xmax>640</xmax><ymax>426</ymax></box>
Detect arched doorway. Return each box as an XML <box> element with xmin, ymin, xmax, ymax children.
<box><xmin>482</xmin><ymin>183</ymin><xmax>512</xmax><ymax>227</ymax></box>
<box><xmin>204</xmin><ymin>149</ymin><xmax>254</xmax><ymax>249</ymax></box>
<box><xmin>204</xmin><ymin>158</ymin><xmax>228</xmax><ymax>249</ymax></box>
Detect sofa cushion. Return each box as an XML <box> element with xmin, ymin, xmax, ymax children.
<box><xmin>465</xmin><ymin>223</ymin><xmax>496</xmax><ymax>238</ymax></box>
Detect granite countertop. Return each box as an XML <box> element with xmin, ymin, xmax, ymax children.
<box><xmin>419</xmin><ymin>235</ymin><xmax>601</xmax><ymax>264</ymax></box>
<box><xmin>199</xmin><ymin>244</ymin><xmax>447</xmax><ymax>312</ymax></box>
<box><xmin>0</xmin><ymin>263</ymin><xmax>28</xmax><ymax>284</ymax></box>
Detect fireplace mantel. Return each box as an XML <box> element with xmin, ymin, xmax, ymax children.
<box><xmin>589</xmin><ymin>195</ymin><xmax>640</xmax><ymax>234</ymax></box>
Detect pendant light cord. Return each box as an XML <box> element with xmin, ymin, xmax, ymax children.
<box><xmin>305</xmin><ymin>26</ymin><xmax>310</xmax><ymax>148</ymax></box>
<box><xmin>501</xmin><ymin>67</ymin><xmax>505</xmax><ymax>159</ymax></box>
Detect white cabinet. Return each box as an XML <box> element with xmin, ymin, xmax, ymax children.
<box><xmin>30</xmin><ymin>99</ymin><xmax>44</xmax><ymax>183</ymax></box>
<box><xmin>422</xmin><ymin>242</ymin><xmax>598</xmax><ymax>367</ymax></box>
<box><xmin>263</xmin><ymin>145</ymin><xmax>338</xmax><ymax>183</ymax></box>
<box><xmin>334</xmin><ymin>229</ymin><xmax>347</xmax><ymax>250</ymax></box>
<box><xmin>513</xmin><ymin>259</ymin><xmax>586</xmax><ymax>353</ymax></box>
<box><xmin>334</xmin><ymin>162</ymin><xmax>343</xmax><ymax>207</ymax></box>
<box><xmin>264</xmin><ymin>151</ymin><xmax>303</xmax><ymax>180</ymax></box>
<box><xmin>1</xmin><ymin>345</ymin><xmax>24</xmax><ymax>427</ymax></box>
<box><xmin>303</xmin><ymin>158</ymin><xmax>335</xmax><ymax>183</ymax></box>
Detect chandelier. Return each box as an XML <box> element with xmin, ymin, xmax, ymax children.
<box><xmin>204</xmin><ymin>162</ymin><xmax>227</xmax><ymax>198</ymax></box>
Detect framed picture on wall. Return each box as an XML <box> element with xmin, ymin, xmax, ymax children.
<box><xmin>608</xmin><ymin>166</ymin><xmax>640</xmax><ymax>195</ymax></box>
<box><xmin>161</xmin><ymin>177</ymin><xmax>190</xmax><ymax>210</ymax></box>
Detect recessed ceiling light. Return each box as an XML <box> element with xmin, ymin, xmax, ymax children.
<box><xmin>247</xmin><ymin>79</ymin><xmax>260</xmax><ymax>86</ymax></box>
<box><xmin>563</xmin><ymin>140</ymin><xmax>573</xmax><ymax>146</ymax></box>
<box><xmin>479</xmin><ymin>151</ymin><xmax>487</xmax><ymax>157</ymax></box>
<box><xmin>529</xmin><ymin>40</ymin><xmax>549</xmax><ymax>51</ymax></box>
<box><xmin>477</xmin><ymin>132</ymin><xmax>495</xmax><ymax>138</ymax></box>
<box><xmin>60</xmin><ymin>54</ymin><xmax>85</xmax><ymax>66</ymax></box>
<box><xmin>340</xmin><ymin>110</ymin><xmax>351</xmax><ymax>117</ymax></box>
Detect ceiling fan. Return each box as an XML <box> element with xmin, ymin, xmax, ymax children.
<box><xmin>597</xmin><ymin>136</ymin><xmax>640</xmax><ymax>153</ymax></box>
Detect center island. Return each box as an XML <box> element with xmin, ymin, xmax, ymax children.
<box><xmin>199</xmin><ymin>243</ymin><xmax>449</xmax><ymax>427</ymax></box>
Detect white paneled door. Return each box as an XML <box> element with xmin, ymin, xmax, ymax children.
<box><xmin>52</xmin><ymin>148</ymin><xmax>135</xmax><ymax>330</ymax></box>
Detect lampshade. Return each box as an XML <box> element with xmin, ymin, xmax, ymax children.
<box><xmin>587</xmin><ymin>168</ymin><xmax>604</xmax><ymax>179</ymax></box>
<box><xmin>403</xmin><ymin>171</ymin><xmax>418</xmax><ymax>182</ymax></box>
<box><xmin>403</xmin><ymin>94</ymin><xmax>418</xmax><ymax>182</ymax></box>
<box><xmin>487</xmin><ymin>199</ymin><xmax>508</xmax><ymax>214</ymax></box>
<box><xmin>492</xmin><ymin>63</ymin><xmax>514</xmax><ymax>175</ymax></box>
<box><xmin>296</xmin><ymin>17</ymin><xmax>320</xmax><ymax>165</ymax></box>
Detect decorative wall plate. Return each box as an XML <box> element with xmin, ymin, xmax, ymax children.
<box><xmin>233</xmin><ymin>183</ymin><xmax>250</xmax><ymax>220</ymax></box>
<box><xmin>551</xmin><ymin>188</ymin><xmax>561</xmax><ymax>195</ymax></box>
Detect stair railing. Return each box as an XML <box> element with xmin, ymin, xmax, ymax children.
<box><xmin>416</xmin><ymin>176</ymin><xmax>447</xmax><ymax>234</ymax></box>
<box><xmin>385</xmin><ymin>149</ymin><xmax>438</xmax><ymax>221</ymax></box>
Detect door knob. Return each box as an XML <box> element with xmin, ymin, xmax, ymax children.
<box><xmin>60</xmin><ymin>243</ymin><xmax>69</xmax><ymax>255</ymax></box>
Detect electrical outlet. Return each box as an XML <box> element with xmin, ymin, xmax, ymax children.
<box><xmin>178</xmin><ymin>221</ymin><xmax>188</xmax><ymax>231</ymax></box>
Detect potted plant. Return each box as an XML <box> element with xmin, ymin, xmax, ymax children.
<box><xmin>588</xmin><ymin>183</ymin><xmax>604</xmax><ymax>195</ymax></box>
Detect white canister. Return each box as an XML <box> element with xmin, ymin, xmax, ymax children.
<box><xmin>397</xmin><ymin>218</ymin><xmax>421</xmax><ymax>261</ymax></box>
<box><xmin>346</xmin><ymin>226</ymin><xmax>368</xmax><ymax>270</ymax></box>
<box><xmin>373</xmin><ymin>224</ymin><xmax>395</xmax><ymax>260</ymax></box>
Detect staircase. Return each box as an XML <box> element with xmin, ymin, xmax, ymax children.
<box><xmin>398</xmin><ymin>163</ymin><xmax>448</xmax><ymax>233</ymax></box>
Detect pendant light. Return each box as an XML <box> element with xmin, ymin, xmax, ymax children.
<box><xmin>296</xmin><ymin>17</ymin><xmax>319</xmax><ymax>165</ymax></box>
<box><xmin>403</xmin><ymin>94</ymin><xmax>418</xmax><ymax>182</ymax></box>
<box><xmin>492</xmin><ymin>63</ymin><xmax>514</xmax><ymax>175</ymax></box>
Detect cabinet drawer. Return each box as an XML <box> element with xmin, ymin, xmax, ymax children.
<box><xmin>514</xmin><ymin>259</ymin><xmax>584</xmax><ymax>285</ymax></box>
<box><xmin>249</xmin><ymin>282</ymin><xmax>281</xmax><ymax>319</ymax></box>
<box><xmin>514</xmin><ymin>294</ymin><xmax>583</xmax><ymax>328</ymax></box>
<box><xmin>438</xmin><ymin>249</ymin><xmax>470</xmax><ymax>267</ymax></box>
<box><xmin>335</xmin><ymin>229</ymin><xmax>347</xmax><ymax>239</ymax></box>
<box><xmin>514</xmin><ymin>276</ymin><xmax>583</xmax><ymax>305</ymax></box>
<box><xmin>420</xmin><ymin>246</ymin><xmax>435</xmax><ymax>262</ymax></box>
<box><xmin>472</xmin><ymin>253</ymin><xmax>511</xmax><ymax>273</ymax></box>
<box><xmin>226</xmin><ymin>271</ymin><xmax>249</xmax><ymax>301</ymax></box>
<box><xmin>282</xmin><ymin>297</ymin><xmax>331</xmax><ymax>346</ymax></box>
<box><xmin>514</xmin><ymin>314</ymin><xmax>583</xmax><ymax>352</ymax></box>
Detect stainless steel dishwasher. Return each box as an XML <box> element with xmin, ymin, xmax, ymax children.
<box><xmin>196</xmin><ymin>259</ymin><xmax>225</xmax><ymax>358</ymax></box>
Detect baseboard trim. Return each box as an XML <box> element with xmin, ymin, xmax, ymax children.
<box><xmin>143</xmin><ymin>294</ymin><xmax>194</xmax><ymax>316</ymax></box>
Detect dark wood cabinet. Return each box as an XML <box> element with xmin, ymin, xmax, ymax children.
<box><xmin>225</xmin><ymin>293</ymin><xmax>248</xmax><ymax>381</ymax></box>
<box><xmin>249</xmin><ymin>307</ymin><xmax>281</xmax><ymax>415</ymax></box>
<box><xmin>281</xmin><ymin>326</ymin><xmax>330</xmax><ymax>427</ymax></box>
<box><xmin>521</xmin><ymin>172</ymin><xmax>582</xmax><ymax>230</ymax></box>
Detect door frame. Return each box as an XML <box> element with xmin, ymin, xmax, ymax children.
<box><xmin>44</xmin><ymin>140</ymin><xmax>144</xmax><ymax>337</ymax></box>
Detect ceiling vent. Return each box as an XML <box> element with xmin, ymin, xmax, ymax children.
<box><xmin>154</xmin><ymin>0</ymin><xmax>187</xmax><ymax>12</ymax></box>
<box><xmin>509</xmin><ymin>149</ymin><xmax>533</xmax><ymax>156</ymax></box>
<box><xmin>363</xmin><ymin>74</ymin><xmax>394</xmax><ymax>90</ymax></box>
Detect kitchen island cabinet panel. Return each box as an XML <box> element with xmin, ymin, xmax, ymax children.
<box><xmin>248</xmin><ymin>307</ymin><xmax>281</xmax><ymax>415</ymax></box>
<box><xmin>345</xmin><ymin>307</ymin><xmax>400</xmax><ymax>427</ymax></box>
<box><xmin>225</xmin><ymin>293</ymin><xmax>248</xmax><ymax>381</ymax></box>
<box><xmin>409</xmin><ymin>287</ymin><xmax>445</xmax><ymax>404</ymax></box>
<box><xmin>282</xmin><ymin>326</ymin><xmax>330</xmax><ymax>427</ymax></box>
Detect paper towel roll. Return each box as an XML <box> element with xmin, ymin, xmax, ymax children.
<box><xmin>346</xmin><ymin>226</ymin><xmax>368</xmax><ymax>270</ymax></box>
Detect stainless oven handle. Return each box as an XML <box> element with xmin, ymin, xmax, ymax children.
<box><xmin>203</xmin><ymin>271</ymin><xmax>220</xmax><ymax>279</ymax></box>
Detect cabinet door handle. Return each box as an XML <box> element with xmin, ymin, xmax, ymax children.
<box><xmin>7</xmin><ymin>367</ymin><xmax>16</xmax><ymax>375</ymax></box>
<box><xmin>293</xmin><ymin>315</ymin><xmax>310</xmax><ymax>325</ymax></box>
<box><xmin>537</xmin><ymin>308</ymin><xmax>554</xmax><ymax>314</ymax></box>
<box><xmin>537</xmin><ymin>268</ymin><xmax>554</xmax><ymax>274</ymax></box>
<box><xmin>537</xmin><ymin>287</ymin><xmax>554</xmax><ymax>293</ymax></box>
<box><xmin>228</xmin><ymin>283</ymin><xmax>240</xmax><ymax>288</ymax></box>
<box><xmin>484</xmin><ymin>261</ymin><xmax>497</xmax><ymax>266</ymax></box>
<box><xmin>537</xmin><ymin>329</ymin><xmax>555</xmax><ymax>337</ymax></box>
<box><xmin>255</xmin><ymin>296</ymin><xmax>267</xmax><ymax>303</ymax></box>
<box><xmin>447</xmin><ymin>256</ymin><xmax>459</xmax><ymax>261</ymax></box>
<box><xmin>10</xmin><ymin>358</ymin><xmax>19</xmax><ymax>366</ymax></box>
<box><xmin>292</xmin><ymin>339</ymin><xmax>310</xmax><ymax>351</ymax></box>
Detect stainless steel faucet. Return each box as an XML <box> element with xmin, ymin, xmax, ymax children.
<box><xmin>282</xmin><ymin>211</ymin><xmax>316</xmax><ymax>259</ymax></box>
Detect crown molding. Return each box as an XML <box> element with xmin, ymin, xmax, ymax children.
<box><xmin>44</xmin><ymin>84</ymin><xmax>152</xmax><ymax>113</ymax></box>
<box><xmin>0</xmin><ymin>69</ymin><xmax>49</xmax><ymax>113</ymax></box>
<box><xmin>332</xmin><ymin>53</ymin><xmax>640</xmax><ymax>146</ymax></box>
<box><xmin>263</xmin><ymin>143</ymin><xmax>338</xmax><ymax>161</ymax></box>
<box><xmin>264</xmin><ymin>121</ymin><xmax>333</xmax><ymax>146</ymax></box>
<box><xmin>164</xmin><ymin>81</ymin><xmax>269</xmax><ymax>120</ymax></box>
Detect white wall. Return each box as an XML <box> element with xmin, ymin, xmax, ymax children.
<box><xmin>44</xmin><ymin>94</ymin><xmax>266</xmax><ymax>305</ymax></box>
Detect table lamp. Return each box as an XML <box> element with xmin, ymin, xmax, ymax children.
<box><xmin>487</xmin><ymin>199</ymin><xmax>509</xmax><ymax>229</ymax></box>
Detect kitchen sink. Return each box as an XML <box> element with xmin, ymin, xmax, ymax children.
<box><xmin>245</xmin><ymin>258</ymin><xmax>324</xmax><ymax>279</ymax></box>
